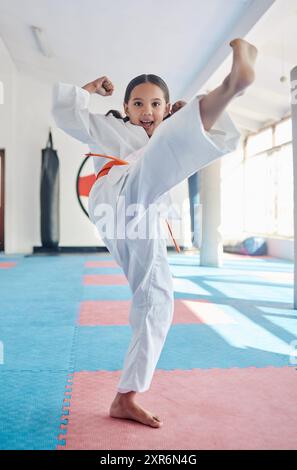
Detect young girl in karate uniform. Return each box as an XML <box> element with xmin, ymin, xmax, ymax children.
<box><xmin>52</xmin><ymin>38</ymin><xmax>257</xmax><ymax>428</ymax></box>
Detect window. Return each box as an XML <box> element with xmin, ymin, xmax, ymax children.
<box><xmin>275</xmin><ymin>145</ymin><xmax>293</xmax><ymax>237</ymax></box>
<box><xmin>246</xmin><ymin>127</ymin><xmax>273</xmax><ymax>157</ymax></box>
<box><xmin>275</xmin><ymin>118</ymin><xmax>292</xmax><ymax>146</ymax></box>
<box><xmin>244</xmin><ymin>153</ymin><xmax>275</xmax><ymax>234</ymax></box>
<box><xmin>243</xmin><ymin>121</ymin><xmax>293</xmax><ymax>238</ymax></box>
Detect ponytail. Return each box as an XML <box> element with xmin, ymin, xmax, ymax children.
<box><xmin>105</xmin><ymin>109</ymin><xmax>130</xmax><ymax>122</ymax></box>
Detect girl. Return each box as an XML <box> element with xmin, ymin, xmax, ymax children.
<box><xmin>52</xmin><ymin>38</ymin><xmax>257</xmax><ymax>428</ymax></box>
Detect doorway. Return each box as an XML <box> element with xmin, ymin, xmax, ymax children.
<box><xmin>0</xmin><ymin>150</ymin><xmax>5</xmax><ymax>251</ymax></box>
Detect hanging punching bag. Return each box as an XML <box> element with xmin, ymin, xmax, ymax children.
<box><xmin>40</xmin><ymin>132</ymin><xmax>60</xmax><ymax>248</ymax></box>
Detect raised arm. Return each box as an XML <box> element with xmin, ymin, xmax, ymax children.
<box><xmin>82</xmin><ymin>76</ymin><xmax>114</xmax><ymax>96</ymax></box>
<box><xmin>52</xmin><ymin>76</ymin><xmax>115</xmax><ymax>144</ymax></box>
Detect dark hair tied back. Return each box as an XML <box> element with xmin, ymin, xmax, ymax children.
<box><xmin>105</xmin><ymin>109</ymin><xmax>130</xmax><ymax>122</ymax></box>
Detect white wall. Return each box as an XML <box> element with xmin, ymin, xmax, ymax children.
<box><xmin>0</xmin><ymin>36</ymin><xmax>189</xmax><ymax>254</ymax></box>
<box><xmin>0</xmin><ymin>37</ymin><xmax>19</xmax><ymax>254</ymax></box>
<box><xmin>266</xmin><ymin>238</ymin><xmax>293</xmax><ymax>261</ymax></box>
<box><xmin>0</xmin><ymin>38</ymin><xmax>113</xmax><ymax>253</ymax></box>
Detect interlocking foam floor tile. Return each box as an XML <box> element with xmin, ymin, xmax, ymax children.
<box><xmin>83</xmin><ymin>285</ymin><xmax>132</xmax><ymax>301</ymax></box>
<box><xmin>202</xmin><ymin>279</ymin><xmax>292</xmax><ymax>303</ymax></box>
<box><xmin>173</xmin><ymin>299</ymin><xmax>237</xmax><ymax>324</ymax></box>
<box><xmin>0</xmin><ymin>371</ymin><xmax>67</xmax><ymax>450</ymax></box>
<box><xmin>57</xmin><ymin>367</ymin><xmax>297</xmax><ymax>450</ymax></box>
<box><xmin>0</xmin><ymin>253</ymin><xmax>294</xmax><ymax>450</ymax></box>
<box><xmin>0</xmin><ymin>299</ymin><xmax>80</xmax><ymax>327</ymax></box>
<box><xmin>78</xmin><ymin>299</ymin><xmax>237</xmax><ymax>326</ymax></box>
<box><xmin>74</xmin><ymin>326</ymin><xmax>129</xmax><ymax>371</ymax></box>
<box><xmin>261</xmin><ymin>312</ymin><xmax>297</xmax><ymax>337</ymax></box>
<box><xmin>74</xmin><ymin>323</ymin><xmax>292</xmax><ymax>371</ymax></box>
<box><xmin>251</xmin><ymin>271</ymin><xmax>293</xmax><ymax>283</ymax></box>
<box><xmin>84</xmin><ymin>267</ymin><xmax>123</xmax><ymax>275</ymax></box>
<box><xmin>0</xmin><ymin>256</ymin><xmax>84</xmax><ymax>304</ymax></box>
<box><xmin>79</xmin><ymin>300</ymin><xmax>131</xmax><ymax>325</ymax></box>
<box><xmin>0</xmin><ymin>262</ymin><xmax>17</xmax><ymax>269</ymax></box>
<box><xmin>83</xmin><ymin>274</ymin><xmax>128</xmax><ymax>285</ymax></box>
<box><xmin>0</xmin><ymin>326</ymin><xmax>75</xmax><ymax>370</ymax></box>
<box><xmin>173</xmin><ymin>277</ymin><xmax>211</xmax><ymax>296</ymax></box>
<box><xmin>85</xmin><ymin>261</ymin><xmax>119</xmax><ymax>268</ymax></box>
<box><xmin>169</xmin><ymin>259</ymin><xmax>292</xmax><ymax>277</ymax></box>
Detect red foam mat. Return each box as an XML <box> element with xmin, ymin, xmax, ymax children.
<box><xmin>78</xmin><ymin>299</ymin><xmax>222</xmax><ymax>325</ymax></box>
<box><xmin>83</xmin><ymin>274</ymin><xmax>128</xmax><ymax>285</ymax></box>
<box><xmin>85</xmin><ymin>261</ymin><xmax>119</xmax><ymax>268</ymax></box>
<box><xmin>0</xmin><ymin>262</ymin><xmax>16</xmax><ymax>269</ymax></box>
<box><xmin>57</xmin><ymin>367</ymin><xmax>297</xmax><ymax>450</ymax></box>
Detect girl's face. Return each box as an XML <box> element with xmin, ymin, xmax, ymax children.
<box><xmin>124</xmin><ymin>82</ymin><xmax>171</xmax><ymax>137</ymax></box>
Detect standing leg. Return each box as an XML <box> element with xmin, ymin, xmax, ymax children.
<box><xmin>108</xmin><ymin>211</ymin><xmax>174</xmax><ymax>428</ymax></box>
<box><xmin>89</xmin><ymin>179</ymin><xmax>173</xmax><ymax>427</ymax></box>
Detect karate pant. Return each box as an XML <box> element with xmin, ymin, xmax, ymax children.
<box><xmin>88</xmin><ymin>95</ymin><xmax>240</xmax><ymax>393</ymax></box>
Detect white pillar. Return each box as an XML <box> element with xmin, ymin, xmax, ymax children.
<box><xmin>291</xmin><ymin>66</ymin><xmax>297</xmax><ymax>309</ymax></box>
<box><xmin>200</xmin><ymin>159</ymin><xmax>223</xmax><ymax>267</ymax></box>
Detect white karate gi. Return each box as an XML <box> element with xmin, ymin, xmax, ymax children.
<box><xmin>52</xmin><ymin>83</ymin><xmax>240</xmax><ymax>393</ymax></box>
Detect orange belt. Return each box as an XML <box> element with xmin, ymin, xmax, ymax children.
<box><xmin>86</xmin><ymin>152</ymin><xmax>181</xmax><ymax>253</ymax></box>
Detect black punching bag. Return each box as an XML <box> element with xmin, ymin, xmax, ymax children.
<box><xmin>40</xmin><ymin>132</ymin><xmax>60</xmax><ymax>249</ymax></box>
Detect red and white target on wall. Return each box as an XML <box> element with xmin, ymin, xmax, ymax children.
<box><xmin>76</xmin><ymin>155</ymin><xmax>96</xmax><ymax>219</ymax></box>
<box><xmin>76</xmin><ymin>152</ymin><xmax>128</xmax><ymax>218</ymax></box>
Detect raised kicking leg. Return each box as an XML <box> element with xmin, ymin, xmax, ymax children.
<box><xmin>199</xmin><ymin>38</ymin><xmax>257</xmax><ymax>132</ymax></box>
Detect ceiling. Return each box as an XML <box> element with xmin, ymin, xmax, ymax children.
<box><xmin>1</xmin><ymin>0</ymin><xmax>289</xmax><ymax>133</ymax></box>
<box><xmin>203</xmin><ymin>0</ymin><xmax>297</xmax><ymax>133</ymax></box>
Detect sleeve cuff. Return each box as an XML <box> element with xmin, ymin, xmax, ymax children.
<box><xmin>53</xmin><ymin>82</ymin><xmax>91</xmax><ymax>110</ymax></box>
<box><xmin>194</xmin><ymin>94</ymin><xmax>241</xmax><ymax>154</ymax></box>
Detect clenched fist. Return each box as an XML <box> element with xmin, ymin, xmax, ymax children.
<box><xmin>82</xmin><ymin>76</ymin><xmax>114</xmax><ymax>96</ymax></box>
<box><xmin>171</xmin><ymin>100</ymin><xmax>187</xmax><ymax>114</ymax></box>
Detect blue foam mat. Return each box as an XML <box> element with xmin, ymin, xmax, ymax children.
<box><xmin>0</xmin><ymin>299</ymin><xmax>80</xmax><ymax>326</ymax></box>
<box><xmin>74</xmin><ymin>322</ymin><xmax>293</xmax><ymax>372</ymax></box>
<box><xmin>0</xmin><ymin>371</ymin><xmax>67</xmax><ymax>450</ymax></box>
<box><xmin>0</xmin><ymin>252</ymin><xmax>295</xmax><ymax>449</ymax></box>
<box><xmin>84</xmin><ymin>267</ymin><xmax>123</xmax><ymax>275</ymax></box>
<box><xmin>0</xmin><ymin>326</ymin><xmax>76</xmax><ymax>370</ymax></box>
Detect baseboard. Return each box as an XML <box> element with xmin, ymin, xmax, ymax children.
<box><xmin>31</xmin><ymin>245</ymin><xmax>187</xmax><ymax>255</ymax></box>
<box><xmin>32</xmin><ymin>246</ymin><xmax>109</xmax><ymax>255</ymax></box>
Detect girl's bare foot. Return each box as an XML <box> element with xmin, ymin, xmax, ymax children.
<box><xmin>109</xmin><ymin>392</ymin><xmax>163</xmax><ymax>428</ymax></box>
<box><xmin>199</xmin><ymin>38</ymin><xmax>257</xmax><ymax>132</ymax></box>
<box><xmin>223</xmin><ymin>38</ymin><xmax>258</xmax><ymax>96</ymax></box>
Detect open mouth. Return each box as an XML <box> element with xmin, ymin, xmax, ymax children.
<box><xmin>140</xmin><ymin>120</ymin><xmax>154</xmax><ymax>129</ymax></box>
